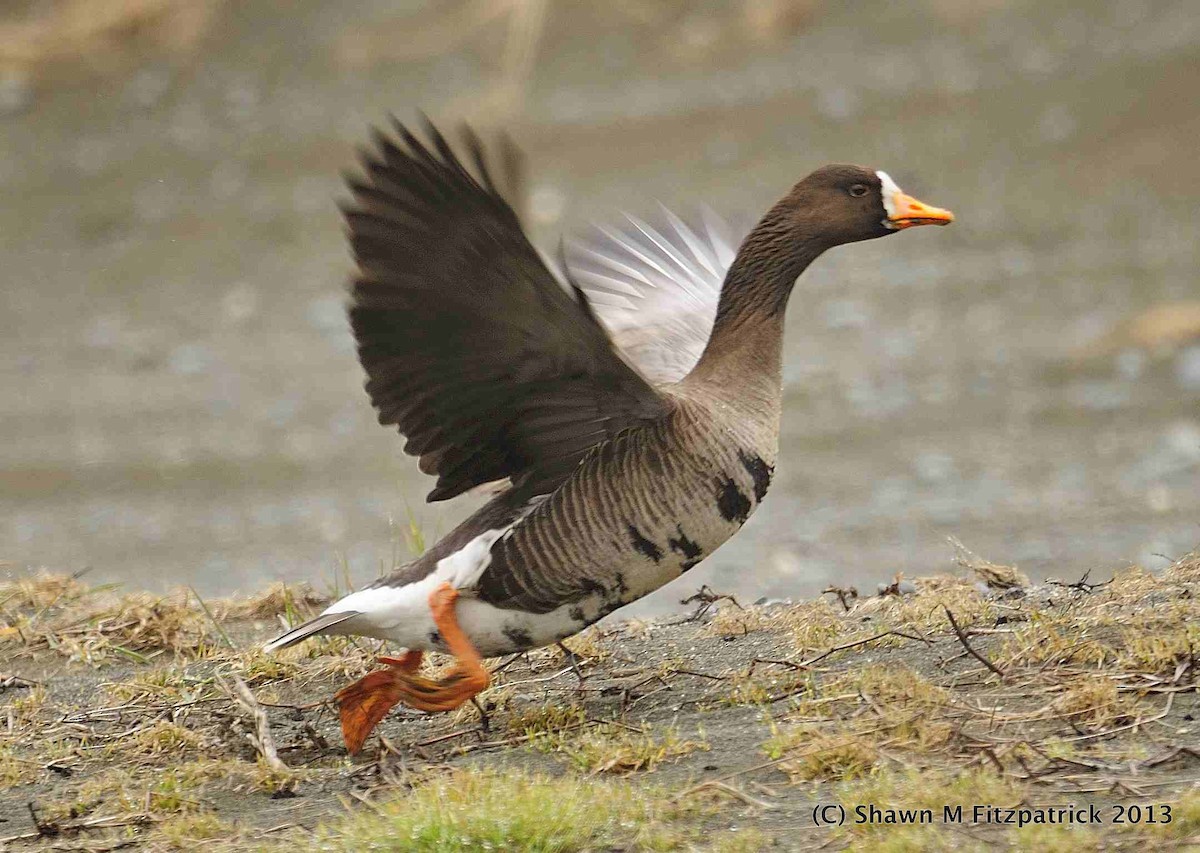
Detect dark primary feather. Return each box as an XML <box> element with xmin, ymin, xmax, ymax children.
<box><xmin>345</xmin><ymin>118</ymin><xmax>673</xmax><ymax>502</ymax></box>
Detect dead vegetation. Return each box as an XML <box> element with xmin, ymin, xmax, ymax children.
<box><xmin>2</xmin><ymin>552</ymin><xmax>1200</xmax><ymax>849</ymax></box>
<box><xmin>0</xmin><ymin>0</ymin><xmax>224</xmax><ymax>81</ymax></box>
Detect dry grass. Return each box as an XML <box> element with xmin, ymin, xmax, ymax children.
<box><xmin>556</xmin><ymin>626</ymin><xmax>610</xmax><ymax>663</ymax></box>
<box><xmin>765</xmin><ymin>599</ymin><xmax>847</xmax><ymax>650</ymax></box>
<box><xmin>726</xmin><ymin>666</ymin><xmax>811</xmax><ymax>706</ymax></box>
<box><xmin>835</xmin><ymin>767</ymin><xmax>1027</xmax><ymax>846</ymax></box>
<box><xmin>0</xmin><ymin>0</ymin><xmax>224</xmax><ymax>78</ymax></box>
<box><xmin>1046</xmin><ymin>677</ymin><xmax>1142</xmax><ymax>730</ymax></box>
<box><xmin>861</xmin><ymin>574</ymin><xmax>999</xmax><ymax>634</ymax></box>
<box><xmin>6</xmin><ymin>684</ymin><xmax>49</xmax><ymax>727</ymax></box>
<box><xmin>3</xmin><ymin>552</ymin><xmax>1199</xmax><ymax>850</ymax></box>
<box><xmin>0</xmin><ymin>570</ymin><xmax>91</xmax><ymax>611</ymax></box>
<box><xmin>704</xmin><ymin>601</ymin><xmax>774</xmax><ymax>638</ymax></box>
<box><xmin>0</xmin><ymin>574</ymin><xmax>378</xmax><ymax>679</ymax></box>
<box><xmin>770</xmin><ymin>728</ymin><xmax>880</xmax><ymax>780</ymax></box>
<box><xmin>829</xmin><ymin>663</ymin><xmax>951</xmax><ymax>710</ymax></box>
<box><xmin>217</xmin><ymin>581</ymin><xmax>327</xmax><ymax>621</ymax></box>
<box><xmin>156</xmin><ymin>812</ymin><xmax>234</xmax><ymax>846</ymax></box>
<box><xmin>753</xmin><ymin>552</ymin><xmax>1200</xmax><ymax>817</ymax></box>
<box><xmin>69</xmin><ymin>766</ymin><xmax>205</xmax><ymax>818</ymax></box>
<box><xmin>0</xmin><ymin>576</ymin><xmax>223</xmax><ymax>664</ymax></box>
<box><xmin>118</xmin><ymin>719</ymin><xmax>205</xmax><ymax>757</ymax></box>
<box><xmin>1154</xmin><ymin>788</ymin><xmax>1200</xmax><ymax>839</ymax></box>
<box><xmin>537</xmin><ymin>722</ymin><xmax>708</xmax><ymax>776</ymax></box>
<box><xmin>766</xmin><ymin>664</ymin><xmax>957</xmax><ymax>778</ymax></box>
<box><xmin>504</xmin><ymin>702</ymin><xmax>587</xmax><ymax>737</ymax></box>
<box><xmin>292</xmin><ymin>767</ymin><xmax>698</xmax><ymax>853</ymax></box>
<box><xmin>1</xmin><ymin>743</ymin><xmax>39</xmax><ymax>786</ymax></box>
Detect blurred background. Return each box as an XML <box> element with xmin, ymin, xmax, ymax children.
<box><xmin>1</xmin><ymin>0</ymin><xmax>1197</xmax><ymax>611</ymax></box>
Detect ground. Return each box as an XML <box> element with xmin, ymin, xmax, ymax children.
<box><xmin>2</xmin><ymin>551</ymin><xmax>1200</xmax><ymax>851</ymax></box>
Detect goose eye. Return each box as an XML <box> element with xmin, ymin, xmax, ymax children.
<box><xmin>848</xmin><ymin>184</ymin><xmax>868</xmax><ymax>198</ymax></box>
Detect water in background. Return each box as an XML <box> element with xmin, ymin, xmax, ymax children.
<box><xmin>2</xmin><ymin>0</ymin><xmax>1198</xmax><ymax>612</ymax></box>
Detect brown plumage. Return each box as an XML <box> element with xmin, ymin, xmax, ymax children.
<box><xmin>265</xmin><ymin>117</ymin><xmax>953</xmax><ymax>753</ymax></box>
<box><xmin>347</xmin><ymin>120</ymin><xmax>668</xmax><ymax>503</ymax></box>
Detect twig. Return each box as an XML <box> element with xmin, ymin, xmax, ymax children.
<box><xmin>672</xmin><ymin>585</ymin><xmax>742</xmax><ymax>623</ymax></box>
<box><xmin>665</xmin><ymin>667</ymin><xmax>726</xmax><ymax>682</ymax></box>
<box><xmin>1046</xmin><ymin>570</ymin><xmax>1111</xmax><ymax>594</ymax></box>
<box><xmin>454</xmin><ymin>725</ymin><xmax>587</xmax><ymax>756</ymax></box>
<box><xmin>301</xmin><ymin>720</ymin><xmax>329</xmax><ymax>751</ymax></box>
<box><xmin>822</xmin><ymin>585</ymin><xmax>858</xmax><ymax>612</ymax></box>
<box><xmin>978</xmin><ymin>746</ymin><xmax>1007</xmax><ymax>775</ymax></box>
<box><xmin>471</xmin><ymin>696</ymin><xmax>491</xmax><ymax>734</ymax></box>
<box><xmin>763</xmin><ymin>630</ymin><xmax>918</xmax><ymax>703</ymax></box>
<box><xmin>684</xmin><ymin>780</ymin><xmax>777</xmax><ymax>810</ymax></box>
<box><xmin>223</xmin><ymin>676</ymin><xmax>291</xmax><ymax>776</ymax></box>
<box><xmin>500</xmin><ymin>666</ymin><xmax>574</xmax><ymax>689</ymax></box>
<box><xmin>673</xmin><ymin>756</ymin><xmax>795</xmax><ymax>801</ymax></box>
<box><xmin>1060</xmin><ymin>692</ymin><xmax>1175</xmax><ymax>744</ymax></box>
<box><xmin>748</xmin><ymin>657</ymin><xmax>805</xmax><ymax>675</ymax></box>
<box><xmin>347</xmin><ymin>789</ymin><xmax>386</xmax><ymax>814</ymax></box>
<box><xmin>557</xmin><ymin>641</ymin><xmax>588</xmax><ymax>686</ymax></box>
<box><xmin>944</xmin><ymin>607</ymin><xmax>1005</xmax><ymax>678</ymax></box>
<box><xmin>623</xmin><ymin>683</ymin><xmax>671</xmax><ymax>710</ymax></box>
<box><xmin>0</xmin><ymin>812</ymin><xmax>154</xmax><ymax>845</ymax></box>
<box><xmin>0</xmin><ymin>673</ymin><xmax>40</xmax><ymax>691</ymax></box>
<box><xmin>801</xmin><ymin>629</ymin><xmax>906</xmax><ymax>668</ymax></box>
<box><xmin>681</xmin><ymin>584</ymin><xmax>742</xmax><ymax>609</ymax></box>
<box><xmin>259</xmin><ymin>698</ymin><xmax>330</xmax><ymax>711</ymax></box>
<box><xmin>586</xmin><ymin>716</ymin><xmax>645</xmax><ymax>734</ymax></box>
<box><xmin>28</xmin><ymin>802</ymin><xmax>57</xmax><ymax>838</ymax></box>
<box><xmin>1137</xmin><ymin>747</ymin><xmax>1200</xmax><ymax>770</ymax></box>
<box><xmin>417</xmin><ymin>727</ymin><xmax>479</xmax><ymax>748</ymax></box>
<box><xmin>491</xmin><ymin>652</ymin><xmax>525</xmax><ymax>676</ymax></box>
<box><xmin>257</xmin><ymin>823</ymin><xmax>304</xmax><ymax>837</ymax></box>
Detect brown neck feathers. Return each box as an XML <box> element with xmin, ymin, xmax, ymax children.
<box><xmin>687</xmin><ymin>203</ymin><xmax>827</xmax><ymax>382</ymax></box>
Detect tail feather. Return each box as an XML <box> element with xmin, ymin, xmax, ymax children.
<box><xmin>263</xmin><ymin>611</ymin><xmax>361</xmax><ymax>651</ymax></box>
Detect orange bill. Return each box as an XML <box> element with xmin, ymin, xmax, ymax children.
<box><xmin>887</xmin><ymin>191</ymin><xmax>955</xmax><ymax>229</ymax></box>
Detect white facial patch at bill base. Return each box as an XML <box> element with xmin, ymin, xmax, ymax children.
<box><xmin>876</xmin><ymin>170</ymin><xmax>902</xmax><ymax>228</ymax></box>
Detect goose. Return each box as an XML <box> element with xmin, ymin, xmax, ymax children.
<box><xmin>264</xmin><ymin>119</ymin><xmax>953</xmax><ymax>753</ymax></box>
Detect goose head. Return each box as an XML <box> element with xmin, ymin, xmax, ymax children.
<box><xmin>779</xmin><ymin>164</ymin><xmax>954</xmax><ymax>249</ymax></box>
<box><xmin>676</xmin><ymin>163</ymin><xmax>956</xmax><ymax>352</ymax></box>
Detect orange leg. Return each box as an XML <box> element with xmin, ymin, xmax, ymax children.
<box><xmin>336</xmin><ymin>583</ymin><xmax>490</xmax><ymax>754</ymax></box>
<box><xmin>377</xmin><ymin>650</ymin><xmax>423</xmax><ymax>671</ymax></box>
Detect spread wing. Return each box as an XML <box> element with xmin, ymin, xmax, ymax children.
<box><xmin>568</xmin><ymin>208</ymin><xmax>743</xmax><ymax>385</ymax></box>
<box><xmin>347</xmin><ymin>119</ymin><xmax>673</xmax><ymax>502</ymax></box>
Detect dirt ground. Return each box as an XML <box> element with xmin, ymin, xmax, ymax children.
<box><xmin>3</xmin><ymin>551</ymin><xmax>1200</xmax><ymax>851</ymax></box>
